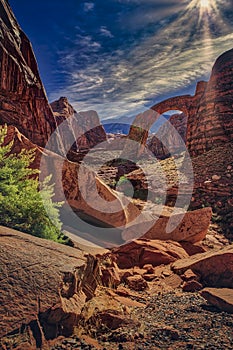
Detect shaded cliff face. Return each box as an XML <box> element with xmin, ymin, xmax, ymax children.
<box><xmin>0</xmin><ymin>0</ymin><xmax>56</xmax><ymax>147</ymax></box>
<box><xmin>51</xmin><ymin>97</ymin><xmax>107</xmax><ymax>152</ymax></box>
<box><xmin>187</xmin><ymin>48</ymin><xmax>233</xmax><ymax>156</ymax></box>
<box><xmin>147</xmin><ymin>112</ymin><xmax>187</xmax><ymax>159</ymax></box>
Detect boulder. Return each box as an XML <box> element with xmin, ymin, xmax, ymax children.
<box><xmin>112</xmin><ymin>239</ymin><xmax>189</xmax><ymax>269</ymax></box>
<box><xmin>172</xmin><ymin>245</ymin><xmax>233</xmax><ymax>288</ymax></box>
<box><xmin>122</xmin><ymin>207</ymin><xmax>212</xmax><ymax>244</ymax></box>
<box><xmin>125</xmin><ymin>275</ymin><xmax>148</xmax><ymax>291</ymax></box>
<box><xmin>201</xmin><ymin>288</ymin><xmax>233</xmax><ymax>314</ymax></box>
<box><xmin>182</xmin><ymin>280</ymin><xmax>203</xmax><ymax>292</ymax></box>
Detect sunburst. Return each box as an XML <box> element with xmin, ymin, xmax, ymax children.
<box><xmin>188</xmin><ymin>0</ymin><xmax>219</xmax><ymax>20</ymax></box>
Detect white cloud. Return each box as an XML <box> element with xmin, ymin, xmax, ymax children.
<box><xmin>83</xmin><ymin>2</ymin><xmax>95</xmax><ymax>12</ymax></box>
<box><xmin>100</xmin><ymin>26</ymin><xmax>114</xmax><ymax>38</ymax></box>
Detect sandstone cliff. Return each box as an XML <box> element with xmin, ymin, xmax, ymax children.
<box><xmin>0</xmin><ymin>0</ymin><xmax>56</xmax><ymax>146</ymax></box>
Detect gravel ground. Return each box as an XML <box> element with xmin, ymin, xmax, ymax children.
<box><xmin>50</xmin><ymin>291</ymin><xmax>233</xmax><ymax>350</ymax></box>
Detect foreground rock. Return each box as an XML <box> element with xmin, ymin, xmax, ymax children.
<box><xmin>201</xmin><ymin>288</ymin><xmax>233</xmax><ymax>314</ymax></box>
<box><xmin>172</xmin><ymin>245</ymin><xmax>233</xmax><ymax>288</ymax></box>
<box><xmin>111</xmin><ymin>239</ymin><xmax>189</xmax><ymax>269</ymax></box>
<box><xmin>0</xmin><ymin>225</ymin><xmax>101</xmax><ymax>347</ymax></box>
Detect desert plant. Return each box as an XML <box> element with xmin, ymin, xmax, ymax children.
<box><xmin>0</xmin><ymin>125</ymin><xmax>65</xmax><ymax>242</ymax></box>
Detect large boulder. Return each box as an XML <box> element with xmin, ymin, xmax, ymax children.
<box><xmin>172</xmin><ymin>245</ymin><xmax>233</xmax><ymax>288</ymax></box>
<box><xmin>122</xmin><ymin>207</ymin><xmax>212</xmax><ymax>244</ymax></box>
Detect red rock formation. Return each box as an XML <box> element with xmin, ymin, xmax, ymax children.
<box><xmin>127</xmin><ymin>49</ymin><xmax>233</xmax><ymax>157</ymax></box>
<box><xmin>0</xmin><ymin>225</ymin><xmax>101</xmax><ymax>343</ymax></box>
<box><xmin>111</xmin><ymin>239</ymin><xmax>189</xmax><ymax>269</ymax></box>
<box><xmin>0</xmin><ymin>0</ymin><xmax>56</xmax><ymax>147</ymax></box>
<box><xmin>50</xmin><ymin>97</ymin><xmax>106</xmax><ymax>152</ymax></box>
<box><xmin>147</xmin><ymin>112</ymin><xmax>187</xmax><ymax>158</ymax></box>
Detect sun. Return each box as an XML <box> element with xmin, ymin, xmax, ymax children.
<box><xmin>188</xmin><ymin>0</ymin><xmax>219</xmax><ymax>19</ymax></box>
<box><xmin>200</xmin><ymin>0</ymin><xmax>210</xmax><ymax>9</ymax></box>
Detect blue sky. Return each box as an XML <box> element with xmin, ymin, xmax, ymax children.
<box><xmin>10</xmin><ymin>0</ymin><xmax>233</xmax><ymax>119</ymax></box>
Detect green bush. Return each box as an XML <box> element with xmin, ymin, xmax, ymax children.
<box><xmin>0</xmin><ymin>125</ymin><xmax>65</xmax><ymax>242</ymax></box>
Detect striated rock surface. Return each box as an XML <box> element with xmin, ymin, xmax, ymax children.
<box><xmin>0</xmin><ymin>0</ymin><xmax>56</xmax><ymax>147</ymax></box>
<box><xmin>127</xmin><ymin>49</ymin><xmax>233</xmax><ymax>157</ymax></box>
<box><xmin>172</xmin><ymin>245</ymin><xmax>233</xmax><ymax>288</ymax></box>
<box><xmin>147</xmin><ymin>112</ymin><xmax>187</xmax><ymax>159</ymax></box>
<box><xmin>0</xmin><ymin>225</ymin><xmax>101</xmax><ymax>344</ymax></box>
<box><xmin>50</xmin><ymin>97</ymin><xmax>106</xmax><ymax>152</ymax></box>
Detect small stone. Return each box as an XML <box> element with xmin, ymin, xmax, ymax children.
<box><xmin>181</xmin><ymin>269</ymin><xmax>199</xmax><ymax>282</ymax></box>
<box><xmin>143</xmin><ymin>264</ymin><xmax>154</xmax><ymax>274</ymax></box>
<box><xmin>162</xmin><ymin>271</ymin><xmax>171</xmax><ymax>277</ymax></box>
<box><xmin>212</xmin><ymin>175</ymin><xmax>221</xmax><ymax>181</ymax></box>
<box><xmin>182</xmin><ymin>280</ymin><xmax>203</xmax><ymax>292</ymax></box>
<box><xmin>126</xmin><ymin>275</ymin><xmax>148</xmax><ymax>291</ymax></box>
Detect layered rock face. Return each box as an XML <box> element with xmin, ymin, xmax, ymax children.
<box><xmin>147</xmin><ymin>112</ymin><xmax>187</xmax><ymax>159</ymax></box>
<box><xmin>0</xmin><ymin>0</ymin><xmax>56</xmax><ymax>146</ymax></box>
<box><xmin>51</xmin><ymin>97</ymin><xmax>106</xmax><ymax>152</ymax></box>
<box><xmin>187</xmin><ymin>51</ymin><xmax>233</xmax><ymax>156</ymax></box>
<box><xmin>127</xmin><ymin>49</ymin><xmax>233</xmax><ymax>157</ymax></box>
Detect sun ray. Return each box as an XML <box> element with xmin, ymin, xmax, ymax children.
<box><xmin>187</xmin><ymin>0</ymin><xmax>219</xmax><ymax>20</ymax></box>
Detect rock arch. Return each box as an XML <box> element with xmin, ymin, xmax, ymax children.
<box><xmin>123</xmin><ymin>94</ymin><xmax>193</xmax><ymax>158</ymax></box>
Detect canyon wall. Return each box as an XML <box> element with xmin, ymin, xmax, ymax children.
<box><xmin>0</xmin><ymin>0</ymin><xmax>56</xmax><ymax>146</ymax></box>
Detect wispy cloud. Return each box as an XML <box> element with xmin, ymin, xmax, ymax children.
<box><xmin>100</xmin><ymin>26</ymin><xmax>114</xmax><ymax>38</ymax></box>
<box><xmin>49</xmin><ymin>0</ymin><xmax>233</xmax><ymax>119</ymax></box>
<box><xmin>83</xmin><ymin>2</ymin><xmax>95</xmax><ymax>12</ymax></box>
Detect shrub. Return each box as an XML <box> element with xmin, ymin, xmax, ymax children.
<box><xmin>0</xmin><ymin>125</ymin><xmax>65</xmax><ymax>243</ymax></box>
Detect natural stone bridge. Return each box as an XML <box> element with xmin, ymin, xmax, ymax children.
<box><xmin>124</xmin><ymin>46</ymin><xmax>233</xmax><ymax>159</ymax></box>
<box><xmin>122</xmin><ymin>82</ymin><xmax>205</xmax><ymax>158</ymax></box>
